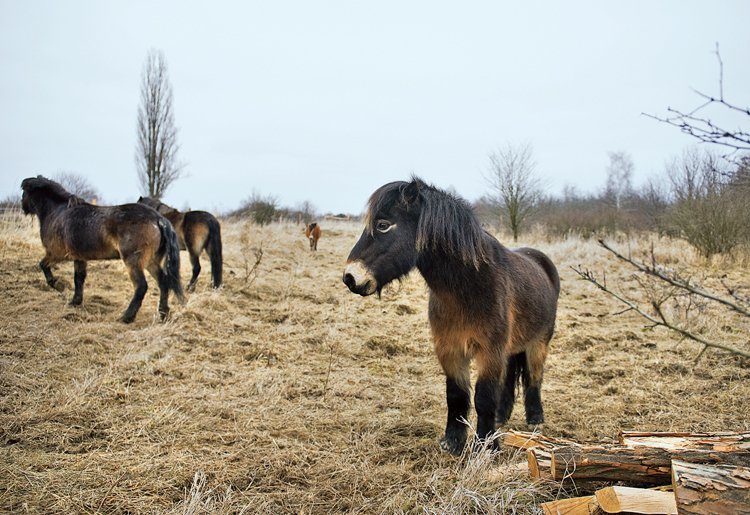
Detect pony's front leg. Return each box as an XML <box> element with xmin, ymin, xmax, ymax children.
<box><xmin>435</xmin><ymin>343</ymin><xmax>471</xmax><ymax>455</ymax></box>
<box><xmin>39</xmin><ymin>255</ymin><xmax>64</xmax><ymax>291</ymax></box>
<box><xmin>70</xmin><ymin>260</ymin><xmax>87</xmax><ymax>306</ymax></box>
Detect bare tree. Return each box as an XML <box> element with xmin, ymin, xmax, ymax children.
<box><xmin>645</xmin><ymin>43</ymin><xmax>749</xmax><ymax>162</ymax></box>
<box><xmin>135</xmin><ymin>49</ymin><xmax>183</xmax><ymax>198</ymax></box>
<box><xmin>53</xmin><ymin>171</ymin><xmax>101</xmax><ymax>202</ymax></box>
<box><xmin>603</xmin><ymin>151</ymin><xmax>634</xmax><ymax>211</ymax></box>
<box><xmin>485</xmin><ymin>143</ymin><xmax>542</xmax><ymax>241</ymax></box>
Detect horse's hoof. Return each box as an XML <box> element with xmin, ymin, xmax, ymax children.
<box><xmin>439</xmin><ymin>436</ymin><xmax>465</xmax><ymax>456</ymax></box>
<box><xmin>51</xmin><ymin>280</ymin><xmax>66</xmax><ymax>292</ymax></box>
<box><xmin>187</xmin><ymin>284</ymin><xmax>197</xmax><ymax>293</ymax></box>
<box><xmin>69</xmin><ymin>298</ymin><xmax>82</xmax><ymax>307</ymax></box>
<box><xmin>119</xmin><ymin>314</ymin><xmax>135</xmax><ymax>324</ymax></box>
<box><xmin>159</xmin><ymin>310</ymin><xmax>170</xmax><ymax>322</ymax></box>
<box><xmin>527</xmin><ymin>423</ymin><xmax>544</xmax><ymax>433</ymax></box>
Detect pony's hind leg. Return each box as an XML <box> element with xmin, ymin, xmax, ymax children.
<box><xmin>147</xmin><ymin>263</ymin><xmax>170</xmax><ymax>321</ymax></box>
<box><xmin>187</xmin><ymin>252</ymin><xmax>201</xmax><ymax>292</ymax></box>
<box><xmin>69</xmin><ymin>260</ymin><xmax>87</xmax><ymax>306</ymax></box>
<box><xmin>496</xmin><ymin>352</ymin><xmax>524</xmax><ymax>425</ymax></box>
<box><xmin>474</xmin><ymin>352</ymin><xmax>503</xmax><ymax>449</ymax></box>
<box><xmin>120</xmin><ymin>264</ymin><xmax>148</xmax><ymax>323</ymax></box>
<box><xmin>523</xmin><ymin>340</ymin><xmax>549</xmax><ymax>426</ymax></box>
<box><xmin>435</xmin><ymin>341</ymin><xmax>471</xmax><ymax>455</ymax></box>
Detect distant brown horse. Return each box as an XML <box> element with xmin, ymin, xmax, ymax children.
<box><xmin>343</xmin><ymin>177</ymin><xmax>560</xmax><ymax>454</ymax></box>
<box><xmin>305</xmin><ymin>222</ymin><xmax>321</xmax><ymax>251</ymax></box>
<box><xmin>138</xmin><ymin>197</ymin><xmax>223</xmax><ymax>291</ymax></box>
<box><xmin>21</xmin><ymin>176</ymin><xmax>185</xmax><ymax>323</ymax></box>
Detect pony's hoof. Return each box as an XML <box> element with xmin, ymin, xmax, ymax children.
<box><xmin>439</xmin><ymin>436</ymin><xmax>465</xmax><ymax>456</ymax></box>
<box><xmin>186</xmin><ymin>283</ymin><xmax>197</xmax><ymax>293</ymax></box>
<box><xmin>51</xmin><ymin>280</ymin><xmax>66</xmax><ymax>292</ymax></box>
<box><xmin>527</xmin><ymin>422</ymin><xmax>544</xmax><ymax>433</ymax></box>
<box><xmin>69</xmin><ymin>298</ymin><xmax>82</xmax><ymax>307</ymax></box>
<box><xmin>119</xmin><ymin>314</ymin><xmax>135</xmax><ymax>324</ymax></box>
<box><xmin>159</xmin><ymin>310</ymin><xmax>170</xmax><ymax>322</ymax></box>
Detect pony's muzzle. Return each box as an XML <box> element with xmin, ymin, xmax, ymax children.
<box><xmin>343</xmin><ymin>261</ymin><xmax>377</xmax><ymax>296</ymax></box>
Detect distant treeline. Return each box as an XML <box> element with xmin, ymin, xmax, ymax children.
<box><xmin>475</xmin><ymin>151</ymin><xmax>750</xmax><ymax>258</ymax></box>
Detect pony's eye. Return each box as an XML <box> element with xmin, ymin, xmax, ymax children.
<box><xmin>376</xmin><ymin>220</ymin><xmax>392</xmax><ymax>233</ymax></box>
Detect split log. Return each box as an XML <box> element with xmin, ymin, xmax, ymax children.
<box><xmin>594</xmin><ymin>486</ymin><xmax>677</xmax><ymax>514</ymax></box>
<box><xmin>551</xmin><ymin>445</ymin><xmax>750</xmax><ymax>485</ymax></box>
<box><xmin>540</xmin><ymin>495</ymin><xmax>599</xmax><ymax>515</ymax></box>
<box><xmin>528</xmin><ymin>447</ymin><xmax>553</xmax><ymax>480</ymax></box>
<box><xmin>619</xmin><ymin>431</ymin><xmax>750</xmax><ymax>452</ymax></box>
<box><xmin>504</xmin><ymin>430</ymin><xmax>579</xmax><ymax>451</ymax></box>
<box><xmin>672</xmin><ymin>460</ymin><xmax>750</xmax><ymax>515</ymax></box>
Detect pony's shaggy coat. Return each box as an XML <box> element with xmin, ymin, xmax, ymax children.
<box><xmin>345</xmin><ymin>177</ymin><xmax>560</xmax><ymax>453</ymax></box>
<box><xmin>21</xmin><ymin>176</ymin><xmax>184</xmax><ymax>323</ymax></box>
<box><xmin>138</xmin><ymin>197</ymin><xmax>223</xmax><ymax>291</ymax></box>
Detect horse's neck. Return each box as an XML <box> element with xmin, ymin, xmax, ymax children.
<box><xmin>417</xmin><ymin>248</ymin><xmax>481</xmax><ymax>296</ymax></box>
<box><xmin>33</xmin><ymin>197</ymin><xmax>66</xmax><ymax>227</ymax></box>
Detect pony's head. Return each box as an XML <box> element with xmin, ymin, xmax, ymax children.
<box><xmin>138</xmin><ymin>196</ymin><xmax>178</xmax><ymax>217</ymax></box>
<box><xmin>343</xmin><ymin>177</ymin><xmax>488</xmax><ymax>296</ymax></box>
<box><xmin>343</xmin><ymin>178</ymin><xmax>425</xmax><ymax>296</ymax></box>
<box><xmin>21</xmin><ymin>176</ymin><xmax>73</xmax><ymax>215</ymax></box>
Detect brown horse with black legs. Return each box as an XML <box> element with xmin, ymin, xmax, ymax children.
<box><xmin>138</xmin><ymin>197</ymin><xmax>223</xmax><ymax>291</ymax></box>
<box><xmin>343</xmin><ymin>177</ymin><xmax>560</xmax><ymax>454</ymax></box>
<box><xmin>21</xmin><ymin>176</ymin><xmax>184</xmax><ymax>323</ymax></box>
<box><xmin>305</xmin><ymin>222</ymin><xmax>321</xmax><ymax>251</ymax></box>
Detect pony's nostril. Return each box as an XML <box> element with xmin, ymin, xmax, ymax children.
<box><xmin>343</xmin><ymin>272</ymin><xmax>356</xmax><ymax>290</ymax></box>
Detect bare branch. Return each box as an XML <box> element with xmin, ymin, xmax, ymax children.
<box><xmin>571</xmin><ymin>265</ymin><xmax>750</xmax><ymax>359</ymax></box>
<box><xmin>598</xmin><ymin>239</ymin><xmax>750</xmax><ymax>317</ymax></box>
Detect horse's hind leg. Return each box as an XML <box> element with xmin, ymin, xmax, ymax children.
<box><xmin>147</xmin><ymin>263</ymin><xmax>170</xmax><ymax>321</ymax></box>
<box><xmin>187</xmin><ymin>251</ymin><xmax>201</xmax><ymax>292</ymax></box>
<box><xmin>523</xmin><ymin>340</ymin><xmax>549</xmax><ymax>426</ymax></box>
<box><xmin>70</xmin><ymin>260</ymin><xmax>87</xmax><ymax>306</ymax></box>
<box><xmin>120</xmin><ymin>264</ymin><xmax>148</xmax><ymax>323</ymax></box>
<box><xmin>474</xmin><ymin>350</ymin><xmax>504</xmax><ymax>449</ymax></box>
<box><xmin>435</xmin><ymin>340</ymin><xmax>471</xmax><ymax>455</ymax></box>
<box><xmin>496</xmin><ymin>352</ymin><xmax>524</xmax><ymax>425</ymax></box>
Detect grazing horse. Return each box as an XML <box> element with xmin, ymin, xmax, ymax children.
<box><xmin>343</xmin><ymin>178</ymin><xmax>560</xmax><ymax>454</ymax></box>
<box><xmin>305</xmin><ymin>222</ymin><xmax>321</xmax><ymax>251</ymax></box>
<box><xmin>138</xmin><ymin>197</ymin><xmax>223</xmax><ymax>291</ymax></box>
<box><xmin>21</xmin><ymin>176</ymin><xmax>185</xmax><ymax>323</ymax></box>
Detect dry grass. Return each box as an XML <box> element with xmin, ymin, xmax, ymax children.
<box><xmin>1</xmin><ymin>212</ymin><xmax>748</xmax><ymax>513</ymax></box>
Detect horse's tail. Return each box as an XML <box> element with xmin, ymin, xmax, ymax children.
<box><xmin>206</xmin><ymin>217</ymin><xmax>223</xmax><ymax>288</ymax></box>
<box><xmin>158</xmin><ymin>217</ymin><xmax>185</xmax><ymax>303</ymax></box>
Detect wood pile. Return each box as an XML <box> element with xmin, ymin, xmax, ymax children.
<box><xmin>501</xmin><ymin>430</ymin><xmax>750</xmax><ymax>514</ymax></box>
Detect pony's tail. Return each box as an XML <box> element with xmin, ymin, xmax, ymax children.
<box><xmin>206</xmin><ymin>217</ymin><xmax>223</xmax><ymax>288</ymax></box>
<box><xmin>158</xmin><ymin>217</ymin><xmax>185</xmax><ymax>304</ymax></box>
<box><xmin>508</xmin><ymin>352</ymin><xmax>527</xmax><ymax>391</ymax></box>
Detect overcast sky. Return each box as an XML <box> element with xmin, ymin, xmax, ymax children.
<box><xmin>1</xmin><ymin>1</ymin><xmax>748</xmax><ymax>215</ymax></box>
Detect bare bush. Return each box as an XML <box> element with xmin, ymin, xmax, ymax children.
<box><xmin>230</xmin><ymin>191</ymin><xmax>279</xmax><ymax>226</ymax></box>
<box><xmin>52</xmin><ymin>171</ymin><xmax>101</xmax><ymax>202</ymax></box>
<box><xmin>666</xmin><ymin>149</ymin><xmax>745</xmax><ymax>257</ymax></box>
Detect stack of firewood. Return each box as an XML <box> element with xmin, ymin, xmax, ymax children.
<box><xmin>502</xmin><ymin>430</ymin><xmax>750</xmax><ymax>514</ymax></box>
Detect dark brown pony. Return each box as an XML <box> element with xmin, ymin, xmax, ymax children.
<box><xmin>138</xmin><ymin>197</ymin><xmax>223</xmax><ymax>291</ymax></box>
<box><xmin>343</xmin><ymin>177</ymin><xmax>560</xmax><ymax>454</ymax></box>
<box><xmin>21</xmin><ymin>176</ymin><xmax>185</xmax><ymax>323</ymax></box>
<box><xmin>305</xmin><ymin>222</ymin><xmax>321</xmax><ymax>251</ymax></box>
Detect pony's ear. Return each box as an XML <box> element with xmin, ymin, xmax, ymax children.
<box><xmin>402</xmin><ymin>179</ymin><xmax>422</xmax><ymax>206</ymax></box>
<box><xmin>137</xmin><ymin>196</ymin><xmax>143</xmax><ymax>202</ymax></box>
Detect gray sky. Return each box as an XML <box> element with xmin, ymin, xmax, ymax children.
<box><xmin>2</xmin><ymin>1</ymin><xmax>748</xmax><ymax>215</ymax></box>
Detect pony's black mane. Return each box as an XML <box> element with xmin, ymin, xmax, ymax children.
<box><xmin>366</xmin><ymin>177</ymin><xmax>488</xmax><ymax>268</ymax></box>
<box><xmin>22</xmin><ymin>176</ymin><xmax>77</xmax><ymax>203</ymax></box>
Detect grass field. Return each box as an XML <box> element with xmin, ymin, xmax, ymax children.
<box><xmin>1</xmin><ymin>212</ymin><xmax>748</xmax><ymax>513</ymax></box>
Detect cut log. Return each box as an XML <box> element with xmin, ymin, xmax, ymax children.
<box><xmin>619</xmin><ymin>431</ymin><xmax>750</xmax><ymax>452</ymax></box>
<box><xmin>540</xmin><ymin>495</ymin><xmax>599</xmax><ymax>515</ymax></box>
<box><xmin>528</xmin><ymin>447</ymin><xmax>553</xmax><ymax>480</ymax></box>
<box><xmin>672</xmin><ymin>460</ymin><xmax>750</xmax><ymax>515</ymax></box>
<box><xmin>594</xmin><ymin>486</ymin><xmax>677</xmax><ymax>514</ymax></box>
<box><xmin>550</xmin><ymin>445</ymin><xmax>750</xmax><ymax>485</ymax></box>
<box><xmin>504</xmin><ymin>430</ymin><xmax>580</xmax><ymax>451</ymax></box>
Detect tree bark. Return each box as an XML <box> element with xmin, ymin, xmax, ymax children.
<box><xmin>551</xmin><ymin>445</ymin><xmax>750</xmax><ymax>485</ymax></box>
<box><xmin>671</xmin><ymin>460</ymin><xmax>750</xmax><ymax>515</ymax></box>
<box><xmin>540</xmin><ymin>495</ymin><xmax>599</xmax><ymax>515</ymax></box>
